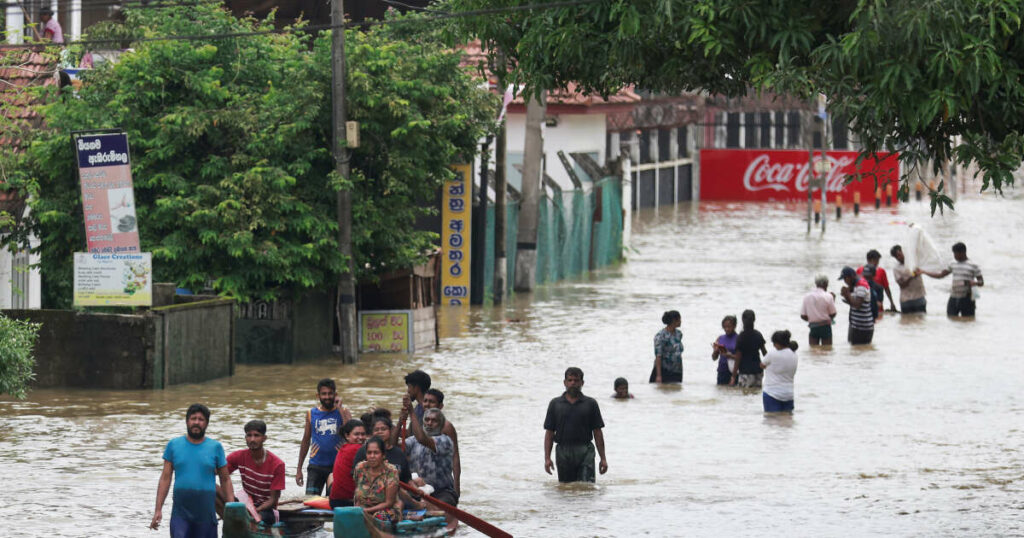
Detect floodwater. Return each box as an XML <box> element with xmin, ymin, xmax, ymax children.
<box><xmin>2</xmin><ymin>187</ymin><xmax>1023</xmax><ymax>537</ymax></box>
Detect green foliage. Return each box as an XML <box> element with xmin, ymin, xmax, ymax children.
<box><xmin>1</xmin><ymin>5</ymin><xmax>495</xmax><ymax>307</ymax></box>
<box><xmin>0</xmin><ymin>313</ymin><xmax>40</xmax><ymax>399</ymax></box>
<box><xmin>446</xmin><ymin>0</ymin><xmax>1024</xmax><ymax>208</ymax></box>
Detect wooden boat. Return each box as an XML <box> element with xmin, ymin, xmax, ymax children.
<box><xmin>222</xmin><ymin>502</ymin><xmax>449</xmax><ymax>538</ymax></box>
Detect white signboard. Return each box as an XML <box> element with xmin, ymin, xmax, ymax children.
<box><xmin>73</xmin><ymin>252</ymin><xmax>152</xmax><ymax>307</ymax></box>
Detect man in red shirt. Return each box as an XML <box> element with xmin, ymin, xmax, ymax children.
<box><xmin>857</xmin><ymin>249</ymin><xmax>898</xmax><ymax>312</ymax></box>
<box><xmin>220</xmin><ymin>420</ymin><xmax>286</xmax><ymax>525</ymax></box>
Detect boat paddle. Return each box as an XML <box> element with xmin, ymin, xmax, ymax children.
<box><xmin>398</xmin><ymin>481</ymin><xmax>512</xmax><ymax>538</ymax></box>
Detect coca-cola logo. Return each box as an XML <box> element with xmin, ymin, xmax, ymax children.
<box><xmin>743</xmin><ymin>154</ymin><xmax>856</xmax><ymax>193</ymax></box>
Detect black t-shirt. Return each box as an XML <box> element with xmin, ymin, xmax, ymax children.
<box><xmin>351</xmin><ymin>444</ymin><xmax>412</xmax><ymax>484</ymax></box>
<box><xmin>543</xmin><ymin>393</ymin><xmax>605</xmax><ymax>445</ymax></box>
<box><xmin>735</xmin><ymin>329</ymin><xmax>766</xmax><ymax>374</ymax></box>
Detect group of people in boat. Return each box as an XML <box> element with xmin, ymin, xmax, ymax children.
<box><xmin>149</xmin><ymin>369</ymin><xmax>459</xmax><ymax>537</ymax></box>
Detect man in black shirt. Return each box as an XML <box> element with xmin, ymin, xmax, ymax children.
<box><xmin>543</xmin><ymin>367</ymin><xmax>608</xmax><ymax>483</ymax></box>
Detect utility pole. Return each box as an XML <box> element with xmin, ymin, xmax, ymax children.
<box><xmin>493</xmin><ymin>123</ymin><xmax>507</xmax><ymax>303</ymax></box>
<box><xmin>514</xmin><ymin>91</ymin><xmax>546</xmax><ymax>292</ymax></box>
<box><xmin>471</xmin><ymin>137</ymin><xmax>491</xmax><ymax>304</ymax></box>
<box><xmin>331</xmin><ymin>0</ymin><xmax>357</xmax><ymax>362</ymax></box>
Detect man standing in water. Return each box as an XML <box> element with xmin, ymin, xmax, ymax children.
<box><xmin>858</xmin><ymin>250</ymin><xmax>898</xmax><ymax>312</ymax></box>
<box><xmin>839</xmin><ymin>266</ymin><xmax>874</xmax><ymax>344</ymax></box>
<box><xmin>296</xmin><ymin>378</ymin><xmax>349</xmax><ymax>495</ymax></box>
<box><xmin>921</xmin><ymin>242</ymin><xmax>984</xmax><ymax>316</ymax></box>
<box><xmin>543</xmin><ymin>367</ymin><xmax>608</xmax><ymax>483</ymax></box>
<box><xmin>151</xmin><ymin>403</ymin><xmax>234</xmax><ymax>537</ymax></box>
<box><xmin>890</xmin><ymin>245</ymin><xmax>927</xmax><ymax>313</ymax></box>
<box><xmin>800</xmin><ymin>275</ymin><xmax>836</xmax><ymax>346</ymax></box>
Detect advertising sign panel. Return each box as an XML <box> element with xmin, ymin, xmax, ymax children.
<box><xmin>74</xmin><ymin>132</ymin><xmax>141</xmax><ymax>254</ymax></box>
<box><xmin>699</xmin><ymin>149</ymin><xmax>900</xmax><ymax>202</ymax></box>
<box><xmin>441</xmin><ymin>164</ymin><xmax>472</xmax><ymax>305</ymax></box>
<box><xmin>358</xmin><ymin>310</ymin><xmax>413</xmax><ymax>353</ymax></box>
<box><xmin>73</xmin><ymin>252</ymin><xmax>152</xmax><ymax>306</ymax></box>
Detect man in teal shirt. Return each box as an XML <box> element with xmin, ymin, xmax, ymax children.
<box><xmin>150</xmin><ymin>404</ymin><xmax>234</xmax><ymax>538</ymax></box>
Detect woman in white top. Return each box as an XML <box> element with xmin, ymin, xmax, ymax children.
<box><xmin>760</xmin><ymin>330</ymin><xmax>798</xmax><ymax>413</ymax></box>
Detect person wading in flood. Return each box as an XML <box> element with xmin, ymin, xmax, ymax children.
<box><xmin>890</xmin><ymin>245</ymin><xmax>927</xmax><ymax>313</ymax></box>
<box><xmin>651</xmin><ymin>310</ymin><xmax>683</xmax><ymax>384</ymax></box>
<box><xmin>296</xmin><ymin>378</ymin><xmax>350</xmax><ymax>495</ymax></box>
<box><xmin>840</xmin><ymin>266</ymin><xmax>875</xmax><ymax>345</ymax></box>
<box><xmin>543</xmin><ymin>367</ymin><xmax>608</xmax><ymax>483</ymax></box>
<box><xmin>921</xmin><ymin>242</ymin><xmax>984</xmax><ymax>317</ymax></box>
<box><xmin>732</xmin><ymin>310</ymin><xmax>767</xmax><ymax>388</ymax></box>
<box><xmin>151</xmin><ymin>404</ymin><xmax>234</xmax><ymax>537</ymax></box>
<box><xmin>800</xmin><ymin>275</ymin><xmax>837</xmax><ymax>346</ymax></box>
<box><xmin>858</xmin><ymin>250</ymin><xmax>898</xmax><ymax>312</ymax></box>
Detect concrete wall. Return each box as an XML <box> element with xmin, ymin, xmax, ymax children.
<box><xmin>234</xmin><ymin>290</ymin><xmax>335</xmax><ymax>364</ymax></box>
<box><xmin>153</xmin><ymin>299</ymin><xmax>235</xmax><ymax>388</ymax></box>
<box><xmin>503</xmin><ymin>113</ymin><xmax>608</xmax><ymax>191</ymax></box>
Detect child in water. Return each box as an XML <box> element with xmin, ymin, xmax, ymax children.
<box><xmin>612</xmin><ymin>377</ymin><xmax>634</xmax><ymax>399</ymax></box>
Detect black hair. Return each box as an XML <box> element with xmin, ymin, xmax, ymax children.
<box><xmin>359</xmin><ymin>412</ymin><xmax>373</xmax><ymax>432</ymax></box>
<box><xmin>371</xmin><ymin>416</ymin><xmax>393</xmax><ymax>430</ymax></box>
<box><xmin>890</xmin><ymin>245</ymin><xmax>902</xmax><ymax>257</ymax></box>
<box><xmin>613</xmin><ymin>377</ymin><xmax>628</xmax><ymax>388</ymax></box>
<box><xmin>341</xmin><ymin>419</ymin><xmax>366</xmax><ymax>440</ymax></box>
<box><xmin>316</xmin><ymin>378</ymin><xmax>336</xmax><ymax>392</ymax></box>
<box><xmin>425</xmin><ymin>388</ymin><xmax>445</xmax><ymax>406</ymax></box>
<box><xmin>771</xmin><ymin>330</ymin><xmax>799</xmax><ymax>352</ymax></box>
<box><xmin>243</xmin><ymin>420</ymin><xmax>267</xmax><ymax>435</ymax></box>
<box><xmin>866</xmin><ymin>249</ymin><xmax>881</xmax><ymax>260</ymax></box>
<box><xmin>952</xmin><ymin>242</ymin><xmax>967</xmax><ymax>254</ymax></box>
<box><xmin>661</xmin><ymin>310</ymin><xmax>681</xmax><ymax>325</ymax></box>
<box><xmin>741</xmin><ymin>309</ymin><xmax>756</xmax><ymax>329</ymax></box>
<box><xmin>371</xmin><ymin>407</ymin><xmax>392</xmax><ymax>420</ymax></box>
<box><xmin>39</xmin><ymin>8</ymin><xmax>54</xmax><ymax>16</ymax></box>
<box><xmin>404</xmin><ymin>370</ymin><xmax>431</xmax><ymax>392</ymax></box>
<box><xmin>185</xmin><ymin>403</ymin><xmax>210</xmax><ymax>421</ymax></box>
<box><xmin>564</xmin><ymin>366</ymin><xmax>584</xmax><ymax>380</ymax></box>
<box><xmin>722</xmin><ymin>315</ymin><xmax>737</xmax><ymax>328</ymax></box>
<box><xmin>364</xmin><ymin>436</ymin><xmax>387</xmax><ymax>455</ymax></box>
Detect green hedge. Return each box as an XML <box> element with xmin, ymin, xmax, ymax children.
<box><xmin>0</xmin><ymin>313</ymin><xmax>40</xmax><ymax>399</ymax></box>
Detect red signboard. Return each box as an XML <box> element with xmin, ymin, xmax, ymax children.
<box><xmin>699</xmin><ymin>149</ymin><xmax>900</xmax><ymax>203</ymax></box>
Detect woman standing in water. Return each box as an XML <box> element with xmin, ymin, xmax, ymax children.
<box><xmin>711</xmin><ymin>315</ymin><xmax>739</xmax><ymax>385</ymax></box>
<box><xmin>651</xmin><ymin>310</ymin><xmax>683</xmax><ymax>384</ymax></box>
<box><xmin>761</xmin><ymin>330</ymin><xmax>799</xmax><ymax>413</ymax></box>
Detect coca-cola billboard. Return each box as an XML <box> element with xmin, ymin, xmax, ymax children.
<box><xmin>700</xmin><ymin>149</ymin><xmax>900</xmax><ymax>202</ymax></box>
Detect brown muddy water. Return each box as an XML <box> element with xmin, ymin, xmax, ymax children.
<box><xmin>1</xmin><ymin>190</ymin><xmax>1022</xmax><ymax>537</ymax></box>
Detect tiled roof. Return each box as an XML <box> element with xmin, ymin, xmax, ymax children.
<box><xmin>0</xmin><ymin>47</ymin><xmax>56</xmax><ymax>212</ymax></box>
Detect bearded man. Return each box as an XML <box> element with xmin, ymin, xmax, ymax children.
<box><xmin>402</xmin><ymin>396</ymin><xmax>458</xmax><ymax>507</ymax></box>
<box><xmin>543</xmin><ymin>367</ymin><xmax>608</xmax><ymax>483</ymax></box>
<box><xmin>150</xmin><ymin>403</ymin><xmax>235</xmax><ymax>537</ymax></box>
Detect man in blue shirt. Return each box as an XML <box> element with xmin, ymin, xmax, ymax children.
<box><xmin>150</xmin><ymin>404</ymin><xmax>234</xmax><ymax>538</ymax></box>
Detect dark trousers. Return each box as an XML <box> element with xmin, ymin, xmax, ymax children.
<box><xmin>947</xmin><ymin>296</ymin><xmax>975</xmax><ymax>316</ymax></box>
<box><xmin>306</xmin><ymin>464</ymin><xmax>332</xmax><ymax>495</ymax></box>
<box><xmin>555</xmin><ymin>442</ymin><xmax>596</xmax><ymax>483</ymax></box>
<box><xmin>901</xmin><ymin>298</ymin><xmax>927</xmax><ymax>313</ymax></box>
<box><xmin>848</xmin><ymin>327</ymin><xmax>874</xmax><ymax>345</ymax></box>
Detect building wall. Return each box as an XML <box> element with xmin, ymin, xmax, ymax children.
<box><xmin>504</xmin><ymin>112</ymin><xmax>607</xmax><ymax>191</ymax></box>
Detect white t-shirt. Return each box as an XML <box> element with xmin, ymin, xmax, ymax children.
<box><xmin>762</xmin><ymin>347</ymin><xmax>798</xmax><ymax>401</ymax></box>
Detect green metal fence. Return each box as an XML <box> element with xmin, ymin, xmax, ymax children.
<box><xmin>481</xmin><ymin>176</ymin><xmax>623</xmax><ymax>301</ymax></box>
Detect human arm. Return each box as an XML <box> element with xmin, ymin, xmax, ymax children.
<box><xmin>296</xmin><ymin>410</ymin><xmax>311</xmax><ymax>486</ymax></box>
<box><xmin>217</xmin><ymin>465</ymin><xmax>235</xmax><ymax>504</ymax></box>
<box><xmin>406</xmin><ymin>398</ymin><xmax>436</xmax><ymax>452</ymax></box>
<box><xmin>543</xmin><ymin>429</ymin><xmax>554</xmax><ymax>475</ymax></box>
<box><xmin>149</xmin><ymin>460</ymin><xmax>173</xmax><ymax>529</ymax></box>
<box><xmin>884</xmin><ymin>285</ymin><xmax>898</xmax><ymax>311</ymax></box>
<box><xmin>444</xmin><ymin>422</ymin><xmax>461</xmax><ymax>495</ymax></box>
<box><xmin>391</xmin><ymin>400</ymin><xmax>408</xmax><ymax>448</ymax></box>
<box><xmin>593</xmin><ymin>428</ymin><xmax>608</xmax><ymax>474</ymax></box>
<box><xmin>363</xmin><ymin>476</ymin><xmax>399</xmax><ymax>514</ymax></box>
<box><xmin>975</xmin><ymin>275</ymin><xmax>984</xmax><ymax>287</ymax></box>
<box><xmin>731</xmin><ymin>350</ymin><xmax>741</xmax><ymax>384</ymax></box>
<box><xmin>919</xmin><ymin>268</ymin><xmax>950</xmax><ymax>279</ymax></box>
<box><xmin>255</xmin><ymin>489</ymin><xmax>280</xmax><ymax>513</ymax></box>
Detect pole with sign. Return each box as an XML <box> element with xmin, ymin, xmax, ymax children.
<box><xmin>441</xmin><ymin>164</ymin><xmax>472</xmax><ymax>306</ymax></box>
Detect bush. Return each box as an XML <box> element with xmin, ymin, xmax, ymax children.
<box><xmin>0</xmin><ymin>313</ymin><xmax>40</xmax><ymax>399</ymax></box>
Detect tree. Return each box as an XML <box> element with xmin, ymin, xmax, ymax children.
<box><xmin>0</xmin><ymin>5</ymin><xmax>495</xmax><ymax>308</ymax></box>
<box><xmin>0</xmin><ymin>313</ymin><xmax>40</xmax><ymax>399</ymax></box>
<box><xmin>445</xmin><ymin>0</ymin><xmax>1024</xmax><ymax>210</ymax></box>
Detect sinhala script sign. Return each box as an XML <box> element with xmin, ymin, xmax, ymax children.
<box><xmin>74</xmin><ymin>132</ymin><xmax>141</xmax><ymax>254</ymax></box>
<box><xmin>73</xmin><ymin>252</ymin><xmax>152</xmax><ymax>307</ymax></box>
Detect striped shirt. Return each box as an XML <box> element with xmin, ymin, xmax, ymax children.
<box><xmin>227</xmin><ymin>449</ymin><xmax>286</xmax><ymax>507</ymax></box>
<box><xmin>948</xmin><ymin>260</ymin><xmax>982</xmax><ymax>298</ymax></box>
<box><xmin>848</xmin><ymin>279</ymin><xmax>874</xmax><ymax>330</ymax></box>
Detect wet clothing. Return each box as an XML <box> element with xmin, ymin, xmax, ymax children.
<box><xmin>330</xmin><ymin>443</ymin><xmax>362</xmax><ymax>502</ymax></box>
<box><xmin>353</xmin><ymin>444</ymin><xmax>412</xmax><ymax>485</ymax></box>
<box><xmin>893</xmin><ymin>262</ymin><xmax>926</xmax><ymax>305</ymax></box>
<box><xmin>353</xmin><ymin>461</ymin><xmax>402</xmax><ymax>523</ymax></box>
<box><xmin>848</xmin><ymin>326</ymin><xmax>874</xmax><ymax>345</ymax></box>
<box><xmin>948</xmin><ymin>260</ymin><xmax>982</xmax><ymax>299</ymax></box>
<box><xmin>715</xmin><ymin>332</ymin><xmax>738</xmax><ymax>380</ymax></box>
<box><xmin>762</xmin><ymin>347</ymin><xmax>797</xmax><ymax>402</ymax></box>
<box><xmin>226</xmin><ymin>449</ymin><xmax>285</xmax><ymax>509</ymax></box>
<box><xmin>808</xmin><ymin>324</ymin><xmax>832</xmax><ymax>341</ymax></box>
<box><xmin>554</xmin><ymin>442</ymin><xmax>596</xmax><ymax>483</ymax></box>
<box><xmin>652</xmin><ymin>328</ymin><xmax>683</xmax><ymax>381</ymax></box>
<box><xmin>544</xmin><ymin>392</ymin><xmax>605</xmax><ymax>446</ymax></box>
<box><xmin>308</xmin><ymin>407</ymin><xmax>343</xmax><ymax>468</ymax></box>
<box><xmin>737</xmin><ymin>372</ymin><xmax>763</xmax><ymax>388</ymax></box>
<box><xmin>801</xmin><ymin>288</ymin><xmax>837</xmax><ymax>325</ymax></box>
<box><xmin>763</xmin><ymin>392</ymin><xmax>794</xmax><ymax>413</ymax></box>
<box><xmin>947</xmin><ymin>296</ymin><xmax>976</xmax><ymax>317</ymax></box>
<box><xmin>901</xmin><ymin>297</ymin><xmax>927</xmax><ymax>313</ymax></box>
<box><xmin>169</xmin><ymin>515</ymin><xmax>216</xmax><ymax>538</ymax></box>
<box><xmin>848</xmin><ymin>279</ymin><xmax>874</xmax><ymax>331</ymax></box>
<box><xmin>406</xmin><ymin>434</ymin><xmax>455</xmax><ymax>492</ymax></box>
<box><xmin>305</xmin><ymin>464</ymin><xmax>332</xmax><ymax>496</ymax></box>
<box><xmin>736</xmin><ymin>329</ymin><xmax>766</xmax><ymax>375</ymax></box>
<box><xmin>162</xmin><ymin>436</ymin><xmax>227</xmax><ymax>525</ymax></box>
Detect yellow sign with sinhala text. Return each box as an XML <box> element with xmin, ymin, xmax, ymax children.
<box><xmin>441</xmin><ymin>164</ymin><xmax>472</xmax><ymax>306</ymax></box>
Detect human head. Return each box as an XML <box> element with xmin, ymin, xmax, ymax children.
<box><xmin>359</xmin><ymin>412</ymin><xmax>374</xmax><ymax>432</ymax></box>
<box><xmin>370</xmin><ymin>416</ymin><xmax>393</xmax><ymax>442</ymax></box>
<box><xmin>316</xmin><ymin>378</ymin><xmax>337</xmax><ymax>409</ymax></box>
<box><xmin>39</xmin><ymin>8</ymin><xmax>53</xmax><ymax>21</ymax></box>
<box><xmin>814</xmin><ymin>275</ymin><xmax>829</xmax><ymax>290</ymax></box>
<box><xmin>423</xmin><ymin>408</ymin><xmax>446</xmax><ymax>436</ymax></box>
<box><xmin>423</xmin><ymin>388</ymin><xmax>445</xmax><ymax>409</ymax></box>
<box><xmin>866</xmin><ymin>249</ymin><xmax>881</xmax><ymax>264</ymax></box>
<box><xmin>890</xmin><ymin>245</ymin><xmax>904</xmax><ymax>264</ymax></box>
<box><xmin>185</xmin><ymin>403</ymin><xmax>210</xmax><ymax>441</ymax></box>
<box><xmin>404</xmin><ymin>369</ymin><xmax>431</xmax><ymax>399</ymax></box>
<box><xmin>564</xmin><ymin>367</ymin><xmax>584</xmax><ymax>397</ymax></box>
<box><xmin>613</xmin><ymin>377</ymin><xmax>629</xmax><ymax>398</ymax></box>
<box><xmin>771</xmin><ymin>330</ymin><xmax>799</xmax><ymax>352</ymax></box>
<box><xmin>243</xmin><ymin>420</ymin><xmax>267</xmax><ymax>451</ymax></box>
<box><xmin>952</xmin><ymin>242</ymin><xmax>967</xmax><ymax>261</ymax></box>
<box><xmin>838</xmin><ymin>266</ymin><xmax>857</xmax><ymax>286</ymax></box>
<box><xmin>364</xmin><ymin>436</ymin><xmax>387</xmax><ymax>466</ymax></box>
<box><xmin>722</xmin><ymin>315</ymin><xmax>737</xmax><ymax>333</ymax></box>
<box><xmin>341</xmin><ymin>419</ymin><xmax>366</xmax><ymax>443</ymax></box>
<box><xmin>371</xmin><ymin>407</ymin><xmax>392</xmax><ymax>420</ymax></box>
<box><xmin>741</xmin><ymin>309</ymin><xmax>756</xmax><ymax>330</ymax></box>
<box><xmin>661</xmin><ymin>310</ymin><xmax>681</xmax><ymax>327</ymax></box>
<box><xmin>861</xmin><ymin>265</ymin><xmax>876</xmax><ymax>280</ymax></box>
